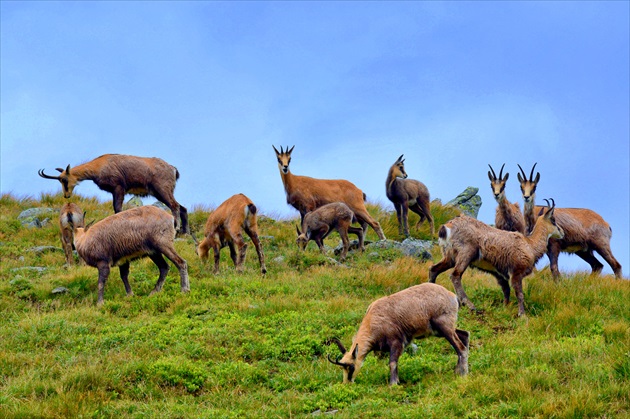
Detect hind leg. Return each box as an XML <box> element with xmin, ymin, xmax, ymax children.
<box><xmin>575</xmin><ymin>249</ymin><xmax>604</xmax><ymax>276</ymax></box>
<box><xmin>348</xmin><ymin>226</ymin><xmax>364</xmax><ymax>251</ymax></box>
<box><xmin>354</xmin><ymin>209</ymin><xmax>386</xmax><ymax>241</ymax></box>
<box><xmin>411</xmin><ymin>201</ymin><xmax>434</xmax><ymax>237</ymax></box>
<box><xmin>148</xmin><ymin>253</ymin><xmax>170</xmax><ymax>295</ymax></box>
<box><xmin>161</xmin><ymin>245</ymin><xmax>190</xmax><ymax>292</ymax></box>
<box><xmin>429</xmin><ymin>257</ymin><xmax>455</xmax><ymax>283</ymax></box>
<box><xmin>245</xmin><ymin>225</ymin><xmax>267</xmax><ymax>274</ymax></box>
<box><xmin>592</xmin><ymin>243</ymin><xmax>623</xmax><ymax>279</ymax></box>
<box><xmin>388</xmin><ymin>340</ymin><xmax>404</xmax><ymax>385</ymax></box>
<box><xmin>118</xmin><ymin>262</ymin><xmax>134</xmax><ymax>297</ymax></box>
<box><xmin>431</xmin><ymin>316</ymin><xmax>469</xmax><ymax>376</ymax></box>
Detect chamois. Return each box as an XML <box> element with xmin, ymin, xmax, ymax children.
<box><xmin>59</xmin><ymin>202</ymin><xmax>84</xmax><ymax>265</ymax></box>
<box><xmin>385</xmin><ymin>155</ymin><xmax>434</xmax><ymax>237</ymax></box>
<box><xmin>429</xmin><ymin>200</ymin><xmax>564</xmax><ymax>317</ymax></box>
<box><xmin>273</xmin><ymin>145</ymin><xmax>386</xmax><ymax>241</ymax></box>
<box><xmin>73</xmin><ymin>206</ymin><xmax>190</xmax><ymax>305</ymax></box>
<box><xmin>328</xmin><ymin>283</ymin><xmax>469</xmax><ymax>385</ymax></box>
<box><xmin>197</xmin><ymin>194</ymin><xmax>267</xmax><ymax>275</ymax></box>
<box><xmin>488</xmin><ymin>163</ymin><xmax>526</xmax><ymax>234</ymax></box>
<box><xmin>517</xmin><ymin>163</ymin><xmax>622</xmax><ymax>279</ymax></box>
<box><xmin>296</xmin><ymin>202</ymin><xmax>364</xmax><ymax>261</ymax></box>
<box><xmin>38</xmin><ymin>154</ymin><xmax>189</xmax><ymax>233</ymax></box>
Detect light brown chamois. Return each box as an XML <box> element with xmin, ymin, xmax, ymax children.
<box><xmin>385</xmin><ymin>155</ymin><xmax>434</xmax><ymax>237</ymax></box>
<box><xmin>59</xmin><ymin>202</ymin><xmax>84</xmax><ymax>265</ymax></box>
<box><xmin>488</xmin><ymin>163</ymin><xmax>526</xmax><ymax>234</ymax></box>
<box><xmin>38</xmin><ymin>154</ymin><xmax>188</xmax><ymax>233</ymax></box>
<box><xmin>296</xmin><ymin>202</ymin><xmax>364</xmax><ymax>261</ymax></box>
<box><xmin>73</xmin><ymin>206</ymin><xmax>190</xmax><ymax>306</ymax></box>
<box><xmin>273</xmin><ymin>145</ymin><xmax>386</xmax><ymax>240</ymax></box>
<box><xmin>517</xmin><ymin>163</ymin><xmax>622</xmax><ymax>279</ymax></box>
<box><xmin>328</xmin><ymin>283</ymin><xmax>469</xmax><ymax>386</ymax></box>
<box><xmin>429</xmin><ymin>199</ymin><xmax>564</xmax><ymax>317</ymax></box>
<box><xmin>197</xmin><ymin>194</ymin><xmax>266</xmax><ymax>275</ymax></box>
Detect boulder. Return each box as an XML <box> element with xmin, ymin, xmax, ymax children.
<box><xmin>18</xmin><ymin>208</ymin><xmax>57</xmax><ymax>228</ymax></box>
<box><xmin>446</xmin><ymin>186</ymin><xmax>482</xmax><ymax>218</ymax></box>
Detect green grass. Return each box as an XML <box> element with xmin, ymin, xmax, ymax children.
<box><xmin>1</xmin><ymin>193</ymin><xmax>628</xmax><ymax>418</ymax></box>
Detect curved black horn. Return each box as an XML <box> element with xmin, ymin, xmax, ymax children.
<box><xmin>288</xmin><ymin>145</ymin><xmax>295</xmax><ymax>154</ymax></box>
<box><xmin>517</xmin><ymin>164</ymin><xmax>528</xmax><ymax>180</ymax></box>
<box><xmin>38</xmin><ymin>169</ymin><xmax>60</xmax><ymax>180</ymax></box>
<box><xmin>529</xmin><ymin>163</ymin><xmax>538</xmax><ymax>182</ymax></box>
<box><xmin>543</xmin><ymin>198</ymin><xmax>551</xmax><ymax>208</ymax></box>
<box><xmin>397</xmin><ymin>154</ymin><xmax>404</xmax><ymax>163</ymax></box>
<box><xmin>549</xmin><ymin>197</ymin><xmax>555</xmax><ymax>209</ymax></box>
<box><xmin>488</xmin><ymin>164</ymin><xmax>497</xmax><ymax>180</ymax></box>
<box><xmin>326</xmin><ymin>337</ymin><xmax>347</xmax><ymax>354</ymax></box>
<box><xmin>498</xmin><ymin>163</ymin><xmax>505</xmax><ymax>180</ymax></box>
<box><xmin>327</xmin><ymin>354</ymin><xmax>351</xmax><ymax>367</ymax></box>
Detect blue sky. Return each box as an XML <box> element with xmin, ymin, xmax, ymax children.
<box><xmin>1</xmin><ymin>1</ymin><xmax>628</xmax><ymax>277</ymax></box>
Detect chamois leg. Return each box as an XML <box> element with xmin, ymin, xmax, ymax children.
<box><xmin>388</xmin><ymin>341</ymin><xmax>404</xmax><ymax>385</ymax></box>
<box><xmin>244</xmin><ymin>225</ymin><xmax>266</xmax><ymax>274</ymax></box>
<box><xmin>228</xmin><ymin>242</ymin><xmax>238</xmax><ymax>266</ymax></box>
<box><xmin>61</xmin><ymin>229</ymin><xmax>74</xmax><ymax>265</ymax></box>
<box><xmin>161</xmin><ymin>245</ymin><xmax>189</xmax><ymax>292</ymax></box>
<box><xmin>510</xmin><ymin>272</ymin><xmax>527</xmax><ymax>317</ymax></box>
<box><xmin>233</xmin><ymin>232</ymin><xmax>248</xmax><ymax>272</ymax></box>
<box><xmin>354</xmin><ymin>210</ymin><xmax>386</xmax><ymax>241</ymax></box>
<box><xmin>348</xmin><ymin>226</ymin><xmax>365</xmax><ymax>251</ymax></box>
<box><xmin>394</xmin><ymin>204</ymin><xmax>404</xmax><ymax>235</ymax></box>
<box><xmin>489</xmin><ymin>272</ymin><xmax>511</xmax><ymax>305</ymax></box>
<box><xmin>118</xmin><ymin>262</ymin><xmax>134</xmax><ymax>297</ymax></box>
<box><xmin>412</xmin><ymin>201</ymin><xmax>435</xmax><ymax>237</ymax></box>
<box><xmin>401</xmin><ymin>203</ymin><xmax>410</xmax><ymax>237</ymax></box>
<box><xmin>547</xmin><ymin>241</ymin><xmax>562</xmax><ymax>280</ymax></box>
<box><xmin>112</xmin><ymin>187</ymin><xmax>125</xmax><ymax>213</ymax></box>
<box><xmin>429</xmin><ymin>258</ymin><xmax>455</xmax><ymax>283</ymax></box>
<box><xmin>591</xmin><ymin>243</ymin><xmax>623</xmax><ymax>279</ymax></box>
<box><xmin>148</xmin><ymin>253</ymin><xmax>170</xmax><ymax>295</ymax></box>
<box><xmin>450</xmin><ymin>250</ymin><xmax>477</xmax><ymax>311</ymax></box>
<box><xmin>338</xmin><ymin>227</ymin><xmax>350</xmax><ymax>261</ymax></box>
<box><xmin>212</xmin><ymin>242</ymin><xmax>222</xmax><ymax>274</ymax></box>
<box><xmin>431</xmin><ymin>317</ymin><xmax>469</xmax><ymax>376</ymax></box>
<box><xmin>96</xmin><ymin>261</ymin><xmax>111</xmax><ymax>306</ymax></box>
<box><xmin>575</xmin><ymin>249</ymin><xmax>604</xmax><ymax>276</ymax></box>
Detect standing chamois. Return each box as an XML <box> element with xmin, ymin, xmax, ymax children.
<box><xmin>296</xmin><ymin>202</ymin><xmax>364</xmax><ymax>260</ymax></box>
<box><xmin>73</xmin><ymin>206</ymin><xmax>190</xmax><ymax>306</ymax></box>
<box><xmin>488</xmin><ymin>163</ymin><xmax>526</xmax><ymax>234</ymax></box>
<box><xmin>328</xmin><ymin>282</ymin><xmax>469</xmax><ymax>385</ymax></box>
<box><xmin>429</xmin><ymin>199</ymin><xmax>564</xmax><ymax>317</ymax></box>
<box><xmin>517</xmin><ymin>163</ymin><xmax>622</xmax><ymax>279</ymax></box>
<box><xmin>273</xmin><ymin>145</ymin><xmax>386</xmax><ymax>240</ymax></box>
<box><xmin>197</xmin><ymin>194</ymin><xmax>267</xmax><ymax>275</ymax></box>
<box><xmin>386</xmin><ymin>154</ymin><xmax>434</xmax><ymax>237</ymax></box>
<box><xmin>38</xmin><ymin>154</ymin><xmax>189</xmax><ymax>233</ymax></box>
<box><xmin>59</xmin><ymin>202</ymin><xmax>84</xmax><ymax>265</ymax></box>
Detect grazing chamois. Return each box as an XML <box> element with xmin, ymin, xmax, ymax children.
<box><xmin>197</xmin><ymin>194</ymin><xmax>267</xmax><ymax>275</ymax></box>
<box><xmin>73</xmin><ymin>206</ymin><xmax>190</xmax><ymax>306</ymax></box>
<box><xmin>385</xmin><ymin>155</ymin><xmax>434</xmax><ymax>237</ymax></box>
<box><xmin>296</xmin><ymin>202</ymin><xmax>364</xmax><ymax>260</ymax></box>
<box><xmin>517</xmin><ymin>163</ymin><xmax>622</xmax><ymax>279</ymax></box>
<box><xmin>38</xmin><ymin>154</ymin><xmax>189</xmax><ymax>233</ymax></box>
<box><xmin>59</xmin><ymin>203</ymin><xmax>84</xmax><ymax>265</ymax></box>
<box><xmin>429</xmin><ymin>199</ymin><xmax>564</xmax><ymax>317</ymax></box>
<box><xmin>488</xmin><ymin>163</ymin><xmax>526</xmax><ymax>234</ymax></box>
<box><xmin>273</xmin><ymin>145</ymin><xmax>386</xmax><ymax>240</ymax></box>
<box><xmin>328</xmin><ymin>283</ymin><xmax>469</xmax><ymax>385</ymax></box>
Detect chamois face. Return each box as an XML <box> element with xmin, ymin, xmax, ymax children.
<box><xmin>540</xmin><ymin>200</ymin><xmax>564</xmax><ymax>240</ymax></box>
<box><xmin>517</xmin><ymin>164</ymin><xmax>540</xmax><ymax>204</ymax></box>
<box><xmin>295</xmin><ymin>225</ymin><xmax>309</xmax><ymax>250</ymax></box>
<box><xmin>57</xmin><ymin>166</ymin><xmax>79</xmax><ymax>198</ymax></box>
<box><xmin>392</xmin><ymin>162</ymin><xmax>408</xmax><ymax>180</ymax></box>
<box><xmin>273</xmin><ymin>145</ymin><xmax>294</xmax><ymax>175</ymax></box>
<box><xmin>329</xmin><ymin>342</ymin><xmax>361</xmax><ymax>383</ymax></box>
<box><xmin>487</xmin><ymin>164</ymin><xmax>508</xmax><ymax>202</ymax></box>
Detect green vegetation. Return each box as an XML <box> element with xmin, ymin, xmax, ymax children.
<box><xmin>1</xmin><ymin>193</ymin><xmax>628</xmax><ymax>418</ymax></box>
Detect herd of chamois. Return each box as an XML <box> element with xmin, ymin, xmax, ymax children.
<box><xmin>38</xmin><ymin>146</ymin><xmax>622</xmax><ymax>384</ymax></box>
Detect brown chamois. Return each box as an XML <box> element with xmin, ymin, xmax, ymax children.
<box><xmin>296</xmin><ymin>202</ymin><xmax>364</xmax><ymax>261</ymax></box>
<box><xmin>273</xmin><ymin>145</ymin><xmax>386</xmax><ymax>241</ymax></box>
<box><xmin>385</xmin><ymin>155</ymin><xmax>434</xmax><ymax>237</ymax></box>
<box><xmin>517</xmin><ymin>163</ymin><xmax>622</xmax><ymax>279</ymax></box>
<box><xmin>38</xmin><ymin>154</ymin><xmax>188</xmax><ymax>233</ymax></box>
<box><xmin>488</xmin><ymin>163</ymin><xmax>526</xmax><ymax>234</ymax></box>
<box><xmin>328</xmin><ymin>283</ymin><xmax>469</xmax><ymax>386</ymax></box>
<box><xmin>197</xmin><ymin>194</ymin><xmax>266</xmax><ymax>275</ymax></box>
<box><xmin>73</xmin><ymin>206</ymin><xmax>190</xmax><ymax>306</ymax></box>
<box><xmin>429</xmin><ymin>199</ymin><xmax>564</xmax><ymax>317</ymax></box>
<box><xmin>59</xmin><ymin>202</ymin><xmax>85</xmax><ymax>265</ymax></box>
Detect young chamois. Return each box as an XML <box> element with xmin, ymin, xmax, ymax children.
<box><xmin>197</xmin><ymin>194</ymin><xmax>267</xmax><ymax>275</ymax></box>
<box><xmin>429</xmin><ymin>200</ymin><xmax>564</xmax><ymax>317</ymax></box>
<box><xmin>273</xmin><ymin>145</ymin><xmax>386</xmax><ymax>241</ymax></box>
<box><xmin>73</xmin><ymin>206</ymin><xmax>190</xmax><ymax>306</ymax></box>
<box><xmin>385</xmin><ymin>155</ymin><xmax>434</xmax><ymax>237</ymax></box>
<box><xmin>59</xmin><ymin>203</ymin><xmax>85</xmax><ymax>265</ymax></box>
<box><xmin>517</xmin><ymin>163</ymin><xmax>622</xmax><ymax>279</ymax></box>
<box><xmin>38</xmin><ymin>154</ymin><xmax>189</xmax><ymax>233</ymax></box>
<box><xmin>328</xmin><ymin>282</ymin><xmax>469</xmax><ymax>386</ymax></box>
<box><xmin>296</xmin><ymin>202</ymin><xmax>364</xmax><ymax>260</ymax></box>
<box><xmin>488</xmin><ymin>163</ymin><xmax>526</xmax><ymax>234</ymax></box>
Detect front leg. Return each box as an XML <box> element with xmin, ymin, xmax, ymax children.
<box><xmin>112</xmin><ymin>188</ymin><xmax>126</xmax><ymax>213</ymax></box>
<box><xmin>96</xmin><ymin>261</ymin><xmax>111</xmax><ymax>306</ymax></box>
<box><xmin>118</xmin><ymin>262</ymin><xmax>134</xmax><ymax>297</ymax></box>
<box><xmin>388</xmin><ymin>341</ymin><xmax>404</xmax><ymax>385</ymax></box>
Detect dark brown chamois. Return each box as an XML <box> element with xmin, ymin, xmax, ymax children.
<box><xmin>488</xmin><ymin>163</ymin><xmax>526</xmax><ymax>234</ymax></box>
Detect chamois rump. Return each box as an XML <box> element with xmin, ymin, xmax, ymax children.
<box><xmin>38</xmin><ymin>154</ymin><xmax>189</xmax><ymax>234</ymax></box>
<box><xmin>197</xmin><ymin>194</ymin><xmax>267</xmax><ymax>275</ymax></box>
<box><xmin>517</xmin><ymin>163</ymin><xmax>622</xmax><ymax>279</ymax></box>
<box><xmin>385</xmin><ymin>155</ymin><xmax>434</xmax><ymax>237</ymax></box>
<box><xmin>488</xmin><ymin>163</ymin><xmax>526</xmax><ymax>234</ymax></box>
<box><xmin>273</xmin><ymin>145</ymin><xmax>386</xmax><ymax>241</ymax></box>
<box><xmin>429</xmin><ymin>200</ymin><xmax>564</xmax><ymax>317</ymax></box>
<box><xmin>328</xmin><ymin>282</ymin><xmax>469</xmax><ymax>386</ymax></box>
<box><xmin>296</xmin><ymin>202</ymin><xmax>364</xmax><ymax>261</ymax></box>
<box><xmin>73</xmin><ymin>206</ymin><xmax>190</xmax><ymax>305</ymax></box>
<box><xmin>59</xmin><ymin>202</ymin><xmax>84</xmax><ymax>265</ymax></box>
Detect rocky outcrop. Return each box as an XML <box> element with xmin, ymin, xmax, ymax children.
<box><xmin>446</xmin><ymin>187</ymin><xmax>482</xmax><ymax>218</ymax></box>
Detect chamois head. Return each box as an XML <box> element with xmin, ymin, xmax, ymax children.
<box><xmin>327</xmin><ymin>338</ymin><xmax>361</xmax><ymax>383</ymax></box>
<box><xmin>272</xmin><ymin>145</ymin><xmax>295</xmax><ymax>175</ymax></box>
<box><xmin>391</xmin><ymin>154</ymin><xmax>408</xmax><ymax>179</ymax></box>
<box><xmin>38</xmin><ymin>165</ymin><xmax>78</xmax><ymax>198</ymax></box>
<box><xmin>517</xmin><ymin>163</ymin><xmax>540</xmax><ymax>204</ymax></box>
<box><xmin>487</xmin><ymin>163</ymin><xmax>510</xmax><ymax>202</ymax></box>
<box><xmin>540</xmin><ymin>198</ymin><xmax>564</xmax><ymax>240</ymax></box>
<box><xmin>295</xmin><ymin>225</ymin><xmax>309</xmax><ymax>251</ymax></box>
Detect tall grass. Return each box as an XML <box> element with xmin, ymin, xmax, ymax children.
<box><xmin>0</xmin><ymin>193</ymin><xmax>628</xmax><ymax>418</ymax></box>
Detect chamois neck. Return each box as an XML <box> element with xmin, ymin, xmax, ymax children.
<box><xmin>72</xmin><ymin>163</ymin><xmax>97</xmax><ymax>181</ymax></box>
<box><xmin>525</xmin><ymin>221</ymin><xmax>553</xmax><ymax>261</ymax></box>
<box><xmin>386</xmin><ymin>167</ymin><xmax>398</xmax><ymax>192</ymax></box>
<box><xmin>523</xmin><ymin>198</ymin><xmax>537</xmax><ymax>234</ymax></box>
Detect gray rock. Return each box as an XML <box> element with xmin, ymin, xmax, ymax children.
<box><xmin>18</xmin><ymin>208</ymin><xmax>57</xmax><ymax>228</ymax></box>
<box><xmin>151</xmin><ymin>201</ymin><xmax>171</xmax><ymax>212</ymax></box>
<box><xmin>273</xmin><ymin>256</ymin><xmax>285</xmax><ymax>264</ymax></box>
<box><xmin>366</xmin><ymin>239</ymin><xmax>433</xmax><ymax>261</ymax></box>
<box><xmin>446</xmin><ymin>186</ymin><xmax>482</xmax><ymax>218</ymax></box>
<box><xmin>27</xmin><ymin>246</ymin><xmax>62</xmax><ymax>254</ymax></box>
<box><xmin>52</xmin><ymin>287</ymin><xmax>70</xmax><ymax>294</ymax></box>
<box><xmin>333</xmin><ymin>239</ymin><xmax>373</xmax><ymax>256</ymax></box>
<box><xmin>10</xmin><ymin>266</ymin><xmax>47</xmax><ymax>273</ymax></box>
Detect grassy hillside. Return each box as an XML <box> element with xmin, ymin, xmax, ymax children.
<box><xmin>1</xmin><ymin>193</ymin><xmax>628</xmax><ymax>418</ymax></box>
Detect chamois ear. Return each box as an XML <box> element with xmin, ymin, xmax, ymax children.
<box><xmin>488</xmin><ymin>164</ymin><xmax>497</xmax><ymax>180</ymax></box>
<box><xmin>65</xmin><ymin>164</ymin><xmax>71</xmax><ymax>174</ymax></box>
<box><xmin>56</xmin><ymin>168</ymin><xmax>64</xmax><ymax>173</ymax></box>
<box><xmin>533</xmin><ymin>172</ymin><xmax>540</xmax><ymax>184</ymax></box>
<box><xmin>287</xmin><ymin>145</ymin><xmax>295</xmax><ymax>155</ymax></box>
<box><xmin>396</xmin><ymin>154</ymin><xmax>404</xmax><ymax>163</ymax></box>
<box><xmin>517</xmin><ymin>172</ymin><xmax>524</xmax><ymax>183</ymax></box>
<box><xmin>352</xmin><ymin>345</ymin><xmax>358</xmax><ymax>360</ymax></box>
<box><xmin>503</xmin><ymin>172</ymin><xmax>509</xmax><ymax>181</ymax></box>
<box><xmin>488</xmin><ymin>171</ymin><xmax>494</xmax><ymax>182</ymax></box>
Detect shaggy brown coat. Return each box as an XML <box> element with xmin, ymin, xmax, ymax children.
<box><xmin>59</xmin><ymin>202</ymin><xmax>84</xmax><ymax>265</ymax></box>
<box><xmin>488</xmin><ymin>164</ymin><xmax>526</xmax><ymax>234</ymax></box>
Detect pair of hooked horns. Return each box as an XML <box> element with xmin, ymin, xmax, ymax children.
<box><xmin>38</xmin><ymin>165</ymin><xmax>70</xmax><ymax>180</ymax></box>
<box><xmin>517</xmin><ymin>163</ymin><xmax>540</xmax><ymax>183</ymax></box>
<box><xmin>273</xmin><ymin>145</ymin><xmax>295</xmax><ymax>155</ymax></box>
<box><xmin>326</xmin><ymin>338</ymin><xmax>356</xmax><ymax>367</ymax></box>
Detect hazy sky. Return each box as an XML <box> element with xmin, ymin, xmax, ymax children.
<box><xmin>2</xmin><ymin>1</ymin><xmax>628</xmax><ymax>277</ymax></box>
